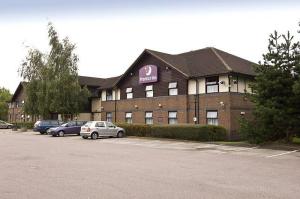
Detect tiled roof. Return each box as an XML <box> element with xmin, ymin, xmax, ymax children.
<box><xmin>147</xmin><ymin>47</ymin><xmax>256</xmax><ymax>77</ymax></box>
<box><xmin>97</xmin><ymin>76</ymin><xmax>121</xmax><ymax>89</ymax></box>
<box><xmin>78</xmin><ymin>76</ymin><xmax>105</xmax><ymax>87</ymax></box>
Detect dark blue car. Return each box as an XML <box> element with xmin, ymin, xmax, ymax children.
<box><xmin>33</xmin><ymin>120</ymin><xmax>63</xmax><ymax>134</ymax></box>
<box><xmin>48</xmin><ymin>121</ymin><xmax>87</xmax><ymax>137</ymax></box>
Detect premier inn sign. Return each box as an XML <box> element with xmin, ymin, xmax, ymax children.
<box><xmin>139</xmin><ymin>65</ymin><xmax>158</xmax><ymax>84</ymax></box>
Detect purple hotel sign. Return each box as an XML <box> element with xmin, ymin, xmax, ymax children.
<box><xmin>139</xmin><ymin>65</ymin><xmax>158</xmax><ymax>84</ymax></box>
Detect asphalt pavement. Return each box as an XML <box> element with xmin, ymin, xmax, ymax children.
<box><xmin>0</xmin><ymin>129</ymin><xmax>299</xmax><ymax>199</ymax></box>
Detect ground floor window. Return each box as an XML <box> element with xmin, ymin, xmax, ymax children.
<box><xmin>106</xmin><ymin>112</ymin><xmax>112</xmax><ymax>122</ymax></box>
<box><xmin>145</xmin><ymin>111</ymin><xmax>153</xmax><ymax>125</ymax></box>
<box><xmin>206</xmin><ymin>110</ymin><xmax>218</xmax><ymax>125</ymax></box>
<box><xmin>125</xmin><ymin>112</ymin><xmax>132</xmax><ymax>124</ymax></box>
<box><xmin>168</xmin><ymin>111</ymin><xmax>178</xmax><ymax>124</ymax></box>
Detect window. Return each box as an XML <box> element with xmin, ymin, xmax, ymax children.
<box><xmin>206</xmin><ymin>76</ymin><xmax>219</xmax><ymax>93</ymax></box>
<box><xmin>145</xmin><ymin>85</ymin><xmax>153</xmax><ymax>98</ymax></box>
<box><xmin>106</xmin><ymin>90</ymin><xmax>113</xmax><ymax>101</ymax></box>
<box><xmin>168</xmin><ymin>111</ymin><xmax>178</xmax><ymax>124</ymax></box>
<box><xmin>95</xmin><ymin>122</ymin><xmax>105</xmax><ymax>127</ymax></box>
<box><xmin>126</xmin><ymin>88</ymin><xmax>133</xmax><ymax>99</ymax></box>
<box><xmin>206</xmin><ymin>111</ymin><xmax>218</xmax><ymax>125</ymax></box>
<box><xmin>125</xmin><ymin>112</ymin><xmax>132</xmax><ymax>124</ymax></box>
<box><xmin>168</xmin><ymin>82</ymin><xmax>178</xmax><ymax>96</ymax></box>
<box><xmin>107</xmin><ymin>122</ymin><xmax>115</xmax><ymax>128</ymax></box>
<box><xmin>106</xmin><ymin>112</ymin><xmax>112</xmax><ymax>122</ymax></box>
<box><xmin>145</xmin><ymin>112</ymin><xmax>153</xmax><ymax>125</ymax></box>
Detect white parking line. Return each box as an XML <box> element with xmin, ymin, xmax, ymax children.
<box><xmin>266</xmin><ymin>150</ymin><xmax>299</xmax><ymax>158</ymax></box>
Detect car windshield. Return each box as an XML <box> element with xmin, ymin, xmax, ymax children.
<box><xmin>61</xmin><ymin>123</ymin><xmax>68</xmax><ymax>127</ymax></box>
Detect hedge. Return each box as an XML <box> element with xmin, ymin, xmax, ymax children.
<box><xmin>117</xmin><ymin>124</ymin><xmax>227</xmax><ymax>141</ymax></box>
<box><xmin>12</xmin><ymin>122</ymin><xmax>35</xmax><ymax>129</ymax></box>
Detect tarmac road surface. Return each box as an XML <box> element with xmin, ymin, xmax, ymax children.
<box><xmin>0</xmin><ymin>130</ymin><xmax>299</xmax><ymax>199</ymax></box>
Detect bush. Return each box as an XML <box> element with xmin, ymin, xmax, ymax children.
<box><xmin>117</xmin><ymin>124</ymin><xmax>151</xmax><ymax>137</ymax></box>
<box><xmin>239</xmin><ymin>118</ymin><xmax>268</xmax><ymax>144</ymax></box>
<box><xmin>12</xmin><ymin>122</ymin><xmax>34</xmax><ymax>129</ymax></box>
<box><xmin>117</xmin><ymin>124</ymin><xmax>227</xmax><ymax>141</ymax></box>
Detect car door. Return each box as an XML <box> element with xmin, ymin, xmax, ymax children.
<box><xmin>106</xmin><ymin>122</ymin><xmax>117</xmax><ymax>136</ymax></box>
<box><xmin>95</xmin><ymin>122</ymin><xmax>106</xmax><ymax>136</ymax></box>
<box><xmin>65</xmin><ymin>122</ymin><xmax>77</xmax><ymax>134</ymax></box>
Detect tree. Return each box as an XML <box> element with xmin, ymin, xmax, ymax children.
<box><xmin>19</xmin><ymin>23</ymin><xmax>90</xmax><ymax>119</ymax></box>
<box><xmin>0</xmin><ymin>87</ymin><xmax>12</xmax><ymax>121</ymax></box>
<box><xmin>241</xmin><ymin>27</ymin><xmax>300</xmax><ymax>143</ymax></box>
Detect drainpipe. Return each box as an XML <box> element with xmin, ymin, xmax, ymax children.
<box><xmin>114</xmin><ymin>89</ymin><xmax>117</xmax><ymax>123</ymax></box>
<box><xmin>196</xmin><ymin>79</ymin><xmax>200</xmax><ymax>125</ymax></box>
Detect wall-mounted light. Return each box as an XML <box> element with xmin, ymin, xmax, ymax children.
<box><xmin>166</xmin><ymin>66</ymin><xmax>169</xmax><ymax>70</ymax></box>
<box><xmin>100</xmin><ymin>106</ymin><xmax>104</xmax><ymax>111</ymax></box>
<box><xmin>232</xmin><ymin>80</ymin><xmax>238</xmax><ymax>84</ymax></box>
<box><xmin>219</xmin><ymin>101</ymin><xmax>225</xmax><ymax>107</ymax></box>
<box><xmin>134</xmin><ymin>105</ymin><xmax>138</xmax><ymax>109</ymax></box>
<box><xmin>158</xmin><ymin>103</ymin><xmax>162</xmax><ymax>108</ymax></box>
<box><xmin>219</xmin><ymin>80</ymin><xmax>225</xmax><ymax>85</ymax></box>
<box><xmin>193</xmin><ymin>117</ymin><xmax>197</xmax><ymax>122</ymax></box>
<box><xmin>130</xmin><ymin>72</ymin><xmax>134</xmax><ymax>76</ymax></box>
<box><xmin>240</xmin><ymin>112</ymin><xmax>245</xmax><ymax>115</ymax></box>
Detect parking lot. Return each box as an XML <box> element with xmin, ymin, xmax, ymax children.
<box><xmin>0</xmin><ymin>129</ymin><xmax>300</xmax><ymax>199</ymax></box>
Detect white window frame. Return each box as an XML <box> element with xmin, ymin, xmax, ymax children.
<box><xmin>125</xmin><ymin>112</ymin><xmax>132</xmax><ymax>124</ymax></box>
<box><xmin>126</xmin><ymin>87</ymin><xmax>133</xmax><ymax>99</ymax></box>
<box><xmin>145</xmin><ymin>111</ymin><xmax>153</xmax><ymax>125</ymax></box>
<box><xmin>145</xmin><ymin>85</ymin><xmax>153</xmax><ymax>98</ymax></box>
<box><xmin>168</xmin><ymin>82</ymin><xmax>178</xmax><ymax>96</ymax></box>
<box><xmin>168</xmin><ymin>111</ymin><xmax>178</xmax><ymax>124</ymax></box>
<box><xmin>206</xmin><ymin>110</ymin><xmax>218</xmax><ymax>125</ymax></box>
<box><xmin>206</xmin><ymin>76</ymin><xmax>219</xmax><ymax>93</ymax></box>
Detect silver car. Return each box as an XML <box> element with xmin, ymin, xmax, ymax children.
<box><xmin>0</xmin><ymin>120</ymin><xmax>13</xmax><ymax>129</ymax></box>
<box><xmin>80</xmin><ymin>121</ymin><xmax>125</xmax><ymax>140</ymax></box>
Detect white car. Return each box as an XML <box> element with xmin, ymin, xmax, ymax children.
<box><xmin>0</xmin><ymin>120</ymin><xmax>13</xmax><ymax>129</ymax></box>
<box><xmin>80</xmin><ymin>121</ymin><xmax>125</xmax><ymax>140</ymax></box>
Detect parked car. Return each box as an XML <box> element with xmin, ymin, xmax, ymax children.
<box><xmin>33</xmin><ymin>120</ymin><xmax>63</xmax><ymax>134</ymax></box>
<box><xmin>48</xmin><ymin>121</ymin><xmax>87</xmax><ymax>137</ymax></box>
<box><xmin>0</xmin><ymin>120</ymin><xmax>13</xmax><ymax>129</ymax></box>
<box><xmin>80</xmin><ymin>121</ymin><xmax>125</xmax><ymax>140</ymax></box>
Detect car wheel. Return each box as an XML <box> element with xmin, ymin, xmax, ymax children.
<box><xmin>117</xmin><ymin>131</ymin><xmax>124</xmax><ymax>138</ymax></box>
<box><xmin>82</xmin><ymin>136</ymin><xmax>88</xmax><ymax>139</ymax></box>
<box><xmin>91</xmin><ymin>132</ymin><xmax>98</xmax><ymax>140</ymax></box>
<box><xmin>58</xmin><ymin>131</ymin><xmax>64</xmax><ymax>137</ymax></box>
<box><xmin>40</xmin><ymin>132</ymin><xmax>45</xmax><ymax>135</ymax></box>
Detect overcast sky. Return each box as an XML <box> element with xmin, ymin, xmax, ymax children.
<box><xmin>0</xmin><ymin>0</ymin><xmax>300</xmax><ymax>93</ymax></box>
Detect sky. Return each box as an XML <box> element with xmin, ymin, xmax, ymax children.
<box><xmin>0</xmin><ymin>0</ymin><xmax>300</xmax><ymax>93</ymax></box>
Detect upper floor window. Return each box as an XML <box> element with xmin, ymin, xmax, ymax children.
<box><xmin>145</xmin><ymin>85</ymin><xmax>153</xmax><ymax>98</ymax></box>
<box><xmin>206</xmin><ymin>110</ymin><xmax>218</xmax><ymax>125</ymax></box>
<box><xmin>168</xmin><ymin>82</ymin><xmax>178</xmax><ymax>96</ymax></box>
<box><xmin>106</xmin><ymin>90</ymin><xmax>113</xmax><ymax>101</ymax></box>
<box><xmin>106</xmin><ymin>112</ymin><xmax>112</xmax><ymax>122</ymax></box>
<box><xmin>206</xmin><ymin>76</ymin><xmax>219</xmax><ymax>93</ymax></box>
<box><xmin>125</xmin><ymin>112</ymin><xmax>132</xmax><ymax>124</ymax></box>
<box><xmin>168</xmin><ymin>111</ymin><xmax>178</xmax><ymax>124</ymax></box>
<box><xmin>126</xmin><ymin>88</ymin><xmax>133</xmax><ymax>99</ymax></box>
<box><xmin>145</xmin><ymin>112</ymin><xmax>153</xmax><ymax>125</ymax></box>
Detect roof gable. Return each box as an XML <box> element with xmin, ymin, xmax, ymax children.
<box><xmin>116</xmin><ymin>47</ymin><xmax>256</xmax><ymax>82</ymax></box>
<box><xmin>114</xmin><ymin>49</ymin><xmax>189</xmax><ymax>87</ymax></box>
